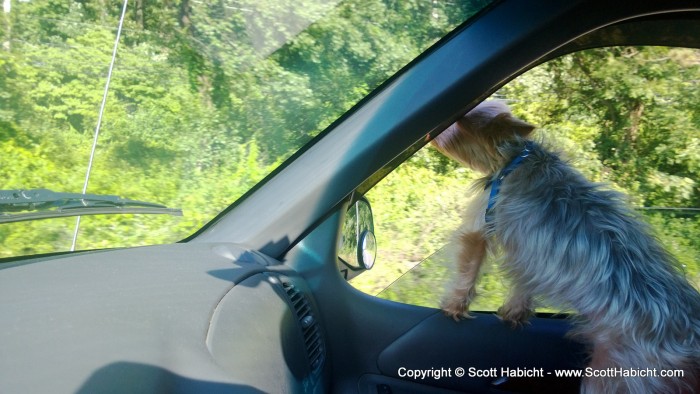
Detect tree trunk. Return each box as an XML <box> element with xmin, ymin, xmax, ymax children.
<box><xmin>179</xmin><ymin>0</ymin><xmax>191</xmax><ymax>31</ymax></box>
<box><xmin>627</xmin><ymin>101</ymin><xmax>644</xmax><ymax>146</ymax></box>
<box><xmin>3</xmin><ymin>0</ymin><xmax>10</xmax><ymax>51</ymax></box>
<box><xmin>135</xmin><ymin>0</ymin><xmax>144</xmax><ymax>29</ymax></box>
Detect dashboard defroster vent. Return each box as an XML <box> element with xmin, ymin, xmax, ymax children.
<box><xmin>282</xmin><ymin>281</ymin><xmax>324</xmax><ymax>372</ymax></box>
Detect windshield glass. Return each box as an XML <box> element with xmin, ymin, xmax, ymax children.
<box><xmin>0</xmin><ymin>0</ymin><xmax>492</xmax><ymax>258</ymax></box>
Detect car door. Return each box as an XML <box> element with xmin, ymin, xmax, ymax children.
<box><xmin>241</xmin><ymin>2</ymin><xmax>700</xmax><ymax>393</ymax></box>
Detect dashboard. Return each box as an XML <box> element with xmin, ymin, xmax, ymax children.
<box><xmin>0</xmin><ymin>243</ymin><xmax>329</xmax><ymax>393</ymax></box>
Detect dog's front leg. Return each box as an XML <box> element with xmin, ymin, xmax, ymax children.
<box><xmin>497</xmin><ymin>283</ymin><xmax>534</xmax><ymax>328</ymax></box>
<box><xmin>440</xmin><ymin>231</ymin><xmax>487</xmax><ymax>321</ymax></box>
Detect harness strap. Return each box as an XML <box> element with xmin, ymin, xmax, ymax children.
<box><xmin>485</xmin><ymin>141</ymin><xmax>535</xmax><ymax>223</ymax></box>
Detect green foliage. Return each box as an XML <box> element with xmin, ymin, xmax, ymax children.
<box><xmin>643</xmin><ymin>212</ymin><xmax>700</xmax><ymax>288</ymax></box>
<box><xmin>503</xmin><ymin>47</ymin><xmax>700</xmax><ymax>207</ymax></box>
<box><xmin>0</xmin><ymin>0</ymin><xmax>486</xmax><ymax>257</ymax></box>
<box><xmin>376</xmin><ymin>245</ymin><xmax>513</xmax><ymax>312</ymax></box>
<box><xmin>352</xmin><ymin>149</ymin><xmax>477</xmax><ymax>294</ymax></box>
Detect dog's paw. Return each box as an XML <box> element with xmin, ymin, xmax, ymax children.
<box><xmin>444</xmin><ymin>309</ymin><xmax>475</xmax><ymax>322</ymax></box>
<box><xmin>440</xmin><ymin>298</ymin><xmax>475</xmax><ymax>321</ymax></box>
<box><xmin>497</xmin><ymin>305</ymin><xmax>533</xmax><ymax>328</ymax></box>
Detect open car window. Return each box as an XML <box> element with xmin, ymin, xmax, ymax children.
<box><xmin>351</xmin><ymin>46</ymin><xmax>700</xmax><ymax>311</ymax></box>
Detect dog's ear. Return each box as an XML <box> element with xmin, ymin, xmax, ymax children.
<box><xmin>488</xmin><ymin>113</ymin><xmax>535</xmax><ymax>137</ymax></box>
<box><xmin>430</xmin><ymin>123</ymin><xmax>465</xmax><ymax>161</ymax></box>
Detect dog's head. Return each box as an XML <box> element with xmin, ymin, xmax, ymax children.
<box><xmin>431</xmin><ymin>100</ymin><xmax>535</xmax><ymax>173</ymax></box>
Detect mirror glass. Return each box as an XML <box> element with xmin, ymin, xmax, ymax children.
<box><xmin>338</xmin><ymin>198</ymin><xmax>376</xmax><ymax>276</ymax></box>
<box><xmin>359</xmin><ymin>230</ymin><xmax>376</xmax><ymax>269</ymax></box>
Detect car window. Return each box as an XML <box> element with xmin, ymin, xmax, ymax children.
<box><xmin>351</xmin><ymin>46</ymin><xmax>700</xmax><ymax>312</ymax></box>
<box><xmin>0</xmin><ymin>0</ymin><xmax>494</xmax><ymax>259</ymax></box>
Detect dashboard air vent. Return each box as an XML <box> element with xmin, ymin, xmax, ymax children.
<box><xmin>282</xmin><ymin>281</ymin><xmax>324</xmax><ymax>372</ymax></box>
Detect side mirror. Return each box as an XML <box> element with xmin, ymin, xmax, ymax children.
<box><xmin>338</xmin><ymin>197</ymin><xmax>376</xmax><ymax>280</ymax></box>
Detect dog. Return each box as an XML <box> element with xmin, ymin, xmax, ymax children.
<box><xmin>431</xmin><ymin>100</ymin><xmax>700</xmax><ymax>393</ymax></box>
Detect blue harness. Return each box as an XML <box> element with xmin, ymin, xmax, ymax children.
<box><xmin>485</xmin><ymin>142</ymin><xmax>535</xmax><ymax>223</ymax></box>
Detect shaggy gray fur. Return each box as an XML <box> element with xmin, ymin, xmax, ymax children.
<box><xmin>434</xmin><ymin>101</ymin><xmax>700</xmax><ymax>393</ymax></box>
<box><xmin>494</xmin><ymin>141</ymin><xmax>700</xmax><ymax>393</ymax></box>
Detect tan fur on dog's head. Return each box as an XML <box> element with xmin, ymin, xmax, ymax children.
<box><xmin>431</xmin><ymin>101</ymin><xmax>535</xmax><ymax>174</ymax></box>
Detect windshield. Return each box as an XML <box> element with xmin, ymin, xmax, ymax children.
<box><xmin>0</xmin><ymin>0</ymin><xmax>493</xmax><ymax>258</ymax></box>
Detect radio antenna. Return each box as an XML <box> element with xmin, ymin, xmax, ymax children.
<box><xmin>71</xmin><ymin>0</ymin><xmax>129</xmax><ymax>251</ymax></box>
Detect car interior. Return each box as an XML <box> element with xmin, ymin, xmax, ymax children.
<box><xmin>1</xmin><ymin>1</ymin><xmax>699</xmax><ymax>393</ymax></box>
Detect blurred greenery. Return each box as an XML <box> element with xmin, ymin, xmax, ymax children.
<box><xmin>352</xmin><ymin>47</ymin><xmax>700</xmax><ymax>311</ymax></box>
<box><xmin>0</xmin><ymin>0</ymin><xmax>488</xmax><ymax>257</ymax></box>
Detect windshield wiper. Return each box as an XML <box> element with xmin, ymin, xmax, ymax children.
<box><xmin>0</xmin><ymin>188</ymin><xmax>183</xmax><ymax>224</ymax></box>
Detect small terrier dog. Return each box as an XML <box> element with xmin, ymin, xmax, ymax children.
<box><xmin>432</xmin><ymin>101</ymin><xmax>700</xmax><ymax>393</ymax></box>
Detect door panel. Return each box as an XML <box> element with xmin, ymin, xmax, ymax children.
<box><xmin>287</xmin><ymin>208</ymin><xmax>585</xmax><ymax>393</ymax></box>
<box><xmin>375</xmin><ymin>312</ymin><xmax>584</xmax><ymax>393</ymax></box>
